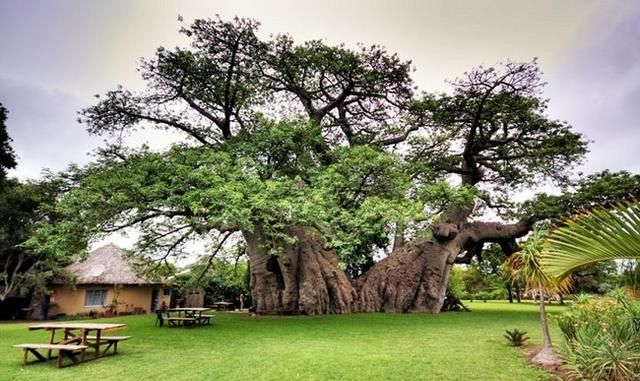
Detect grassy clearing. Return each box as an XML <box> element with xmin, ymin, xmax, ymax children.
<box><xmin>0</xmin><ymin>301</ymin><xmax>565</xmax><ymax>381</ymax></box>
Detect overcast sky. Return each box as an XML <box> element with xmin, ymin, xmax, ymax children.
<box><xmin>1</xmin><ymin>0</ymin><xmax>639</xmax><ymax>180</ymax></box>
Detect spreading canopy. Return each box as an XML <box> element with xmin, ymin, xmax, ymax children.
<box><xmin>409</xmin><ymin>60</ymin><xmax>588</xmax><ymax>213</ymax></box>
<box><xmin>31</xmin><ymin>18</ymin><xmax>593</xmax><ymax>305</ymax></box>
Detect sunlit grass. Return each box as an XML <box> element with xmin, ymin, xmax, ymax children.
<box><xmin>0</xmin><ymin>301</ymin><xmax>564</xmax><ymax>381</ymax></box>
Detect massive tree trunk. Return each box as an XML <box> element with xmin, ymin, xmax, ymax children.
<box><xmin>244</xmin><ymin>216</ymin><xmax>533</xmax><ymax>315</ymax></box>
<box><xmin>243</xmin><ymin>225</ymin><xmax>357</xmax><ymax>314</ymax></box>
<box><xmin>356</xmin><ymin>237</ymin><xmax>465</xmax><ymax>312</ymax></box>
<box><xmin>357</xmin><ymin>217</ymin><xmax>533</xmax><ymax>313</ymax></box>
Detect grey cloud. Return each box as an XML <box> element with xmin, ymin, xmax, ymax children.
<box><xmin>545</xmin><ymin>4</ymin><xmax>640</xmax><ymax>174</ymax></box>
<box><xmin>0</xmin><ymin>79</ymin><xmax>101</xmax><ymax>179</ymax></box>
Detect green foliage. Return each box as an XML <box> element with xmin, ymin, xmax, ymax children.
<box><xmin>447</xmin><ymin>267</ymin><xmax>468</xmax><ymax>300</ymax></box>
<box><xmin>27</xmin><ymin>122</ymin><xmax>416</xmax><ymax>267</ymax></box>
<box><xmin>505</xmin><ymin>229</ymin><xmax>569</xmax><ymax>294</ymax></box>
<box><xmin>313</xmin><ymin>145</ymin><xmax>410</xmax><ymax>265</ymax></box>
<box><xmin>489</xmin><ymin>288</ymin><xmax>507</xmax><ymax>300</ymax></box>
<box><xmin>504</xmin><ymin>228</ymin><xmax>570</xmax><ymax>358</ymax></box>
<box><xmin>621</xmin><ymin>260</ymin><xmax>640</xmax><ymax>297</ymax></box>
<box><xmin>31</xmin><ymin>17</ymin><xmax>593</xmax><ymax>287</ymax></box>
<box><xmin>408</xmin><ymin>60</ymin><xmax>588</xmax><ymax>198</ymax></box>
<box><xmin>504</xmin><ymin>328</ymin><xmax>530</xmax><ymax>347</ymax></box>
<box><xmin>521</xmin><ymin>170</ymin><xmax>640</xmax><ymax>222</ymax></box>
<box><xmin>175</xmin><ymin>255</ymin><xmax>249</xmax><ymax>305</ymax></box>
<box><xmin>473</xmin><ymin>291</ymin><xmax>492</xmax><ymax>302</ymax></box>
<box><xmin>0</xmin><ymin>103</ymin><xmax>17</xmax><ymax>180</ymax></box>
<box><xmin>265</xmin><ymin>35</ymin><xmax>414</xmax><ymax>145</ymax></box>
<box><xmin>569</xmin><ymin>261</ymin><xmax>619</xmax><ymax>295</ymax></box>
<box><xmin>449</xmin><ymin>245</ymin><xmax>515</xmax><ymax>302</ymax></box>
<box><xmin>0</xmin><ymin>178</ymin><xmax>73</xmax><ymax>300</ymax></box>
<box><xmin>544</xmin><ymin>202</ymin><xmax>640</xmax><ymax>279</ymax></box>
<box><xmin>465</xmin><ymin>260</ymin><xmax>508</xmax><ymax>293</ymax></box>
<box><xmin>557</xmin><ymin>291</ymin><xmax>640</xmax><ymax>381</ymax></box>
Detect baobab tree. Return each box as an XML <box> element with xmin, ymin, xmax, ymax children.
<box><xmin>30</xmin><ymin>17</ymin><xmax>589</xmax><ymax>314</ymax></box>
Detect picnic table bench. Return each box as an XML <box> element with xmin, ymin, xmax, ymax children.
<box><xmin>12</xmin><ymin>322</ymin><xmax>129</xmax><ymax>368</ymax></box>
<box><xmin>85</xmin><ymin>335</ymin><xmax>132</xmax><ymax>354</ymax></box>
<box><xmin>13</xmin><ymin>343</ymin><xmax>88</xmax><ymax>368</ymax></box>
<box><xmin>166</xmin><ymin>317</ymin><xmax>196</xmax><ymax>327</ymax></box>
<box><xmin>210</xmin><ymin>301</ymin><xmax>234</xmax><ymax>311</ymax></box>
<box><xmin>162</xmin><ymin>308</ymin><xmax>215</xmax><ymax>327</ymax></box>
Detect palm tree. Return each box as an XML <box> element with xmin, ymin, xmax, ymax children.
<box><xmin>543</xmin><ymin>202</ymin><xmax>640</xmax><ymax>279</ymax></box>
<box><xmin>505</xmin><ymin>229</ymin><xmax>569</xmax><ymax>366</ymax></box>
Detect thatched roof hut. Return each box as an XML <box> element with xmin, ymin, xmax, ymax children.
<box><xmin>67</xmin><ymin>243</ymin><xmax>159</xmax><ymax>285</ymax></box>
<box><xmin>48</xmin><ymin>243</ymin><xmax>172</xmax><ymax>317</ymax></box>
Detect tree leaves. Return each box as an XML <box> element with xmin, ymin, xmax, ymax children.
<box><xmin>0</xmin><ymin>103</ymin><xmax>17</xmax><ymax>180</ymax></box>
<box><xmin>409</xmin><ymin>60</ymin><xmax>588</xmax><ymax>208</ymax></box>
<box><xmin>44</xmin><ymin>17</ymin><xmax>596</xmax><ymax>274</ymax></box>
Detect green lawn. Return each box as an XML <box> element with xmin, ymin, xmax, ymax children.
<box><xmin>0</xmin><ymin>301</ymin><xmax>565</xmax><ymax>381</ymax></box>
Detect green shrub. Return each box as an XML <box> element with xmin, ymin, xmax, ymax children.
<box><xmin>489</xmin><ymin>288</ymin><xmax>505</xmax><ymax>300</ymax></box>
<box><xmin>473</xmin><ymin>291</ymin><xmax>491</xmax><ymax>302</ymax></box>
<box><xmin>447</xmin><ymin>268</ymin><xmax>468</xmax><ymax>300</ymax></box>
<box><xmin>504</xmin><ymin>328</ymin><xmax>529</xmax><ymax>347</ymax></box>
<box><xmin>558</xmin><ymin>290</ymin><xmax>640</xmax><ymax>381</ymax></box>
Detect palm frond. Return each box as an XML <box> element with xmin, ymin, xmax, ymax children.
<box><xmin>543</xmin><ymin>202</ymin><xmax>640</xmax><ymax>278</ymax></box>
<box><xmin>505</xmin><ymin>229</ymin><xmax>571</xmax><ymax>293</ymax></box>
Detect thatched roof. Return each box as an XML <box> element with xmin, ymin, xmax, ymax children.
<box><xmin>67</xmin><ymin>243</ymin><xmax>159</xmax><ymax>285</ymax></box>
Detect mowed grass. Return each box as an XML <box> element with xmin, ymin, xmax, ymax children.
<box><xmin>0</xmin><ymin>301</ymin><xmax>565</xmax><ymax>381</ymax></box>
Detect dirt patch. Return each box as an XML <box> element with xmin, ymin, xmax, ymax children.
<box><xmin>520</xmin><ymin>347</ymin><xmax>568</xmax><ymax>380</ymax></box>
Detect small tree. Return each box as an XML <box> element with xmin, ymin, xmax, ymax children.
<box><xmin>505</xmin><ymin>229</ymin><xmax>569</xmax><ymax>366</ymax></box>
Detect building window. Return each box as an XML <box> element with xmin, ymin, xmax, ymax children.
<box><xmin>163</xmin><ymin>288</ymin><xmax>171</xmax><ymax>296</ymax></box>
<box><xmin>84</xmin><ymin>289</ymin><xmax>108</xmax><ymax>307</ymax></box>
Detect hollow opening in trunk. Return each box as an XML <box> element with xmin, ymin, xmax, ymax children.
<box><xmin>266</xmin><ymin>255</ymin><xmax>285</xmax><ymax>290</ymax></box>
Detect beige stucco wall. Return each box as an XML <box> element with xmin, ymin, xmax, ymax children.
<box><xmin>49</xmin><ymin>285</ymin><xmax>171</xmax><ymax>316</ymax></box>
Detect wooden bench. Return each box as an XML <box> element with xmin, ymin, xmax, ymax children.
<box><xmin>85</xmin><ymin>335</ymin><xmax>132</xmax><ymax>354</ymax></box>
<box><xmin>197</xmin><ymin>314</ymin><xmax>216</xmax><ymax>325</ymax></box>
<box><xmin>13</xmin><ymin>344</ymin><xmax>88</xmax><ymax>368</ymax></box>
<box><xmin>167</xmin><ymin>317</ymin><xmax>196</xmax><ymax>327</ymax></box>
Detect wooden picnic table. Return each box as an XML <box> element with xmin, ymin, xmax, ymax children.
<box><xmin>210</xmin><ymin>301</ymin><xmax>234</xmax><ymax>311</ymax></box>
<box><xmin>166</xmin><ymin>308</ymin><xmax>214</xmax><ymax>327</ymax></box>
<box><xmin>20</xmin><ymin>322</ymin><xmax>130</xmax><ymax>367</ymax></box>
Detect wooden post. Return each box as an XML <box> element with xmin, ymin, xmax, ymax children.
<box><xmin>80</xmin><ymin>329</ymin><xmax>87</xmax><ymax>361</ymax></box>
<box><xmin>47</xmin><ymin>329</ymin><xmax>56</xmax><ymax>359</ymax></box>
<box><xmin>22</xmin><ymin>349</ymin><xmax>28</xmax><ymax>366</ymax></box>
<box><xmin>95</xmin><ymin>330</ymin><xmax>101</xmax><ymax>358</ymax></box>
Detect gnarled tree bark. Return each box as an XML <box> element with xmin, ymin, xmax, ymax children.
<box><xmin>244</xmin><ymin>215</ymin><xmax>533</xmax><ymax>315</ymax></box>
<box><xmin>243</xmin><ymin>225</ymin><xmax>357</xmax><ymax>314</ymax></box>
<box><xmin>356</xmin><ymin>216</ymin><xmax>533</xmax><ymax>313</ymax></box>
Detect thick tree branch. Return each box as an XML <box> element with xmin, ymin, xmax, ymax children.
<box><xmin>375</xmin><ymin>125</ymin><xmax>419</xmax><ymax>146</ymax></box>
<box><xmin>461</xmin><ymin>218</ymin><xmax>535</xmax><ymax>245</ymax></box>
<box><xmin>120</xmin><ymin>109</ymin><xmax>214</xmax><ymax>146</ymax></box>
<box><xmin>101</xmin><ymin>211</ymin><xmax>190</xmax><ymax>233</ymax></box>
